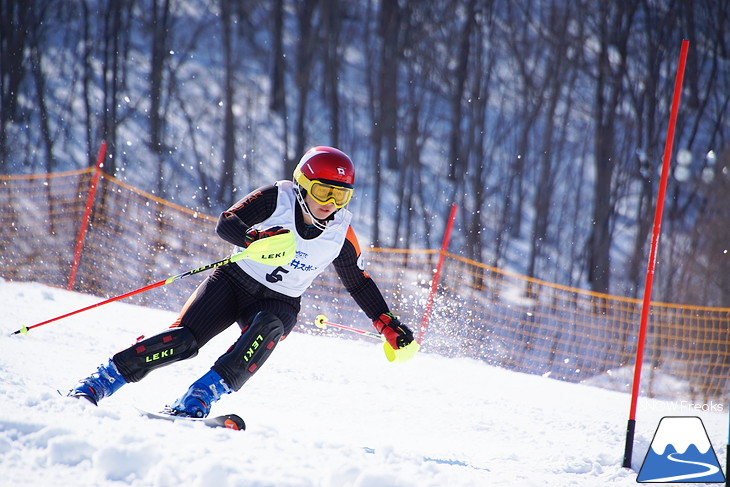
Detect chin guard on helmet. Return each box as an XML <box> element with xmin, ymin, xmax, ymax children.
<box><xmin>294</xmin><ymin>186</ymin><xmax>329</xmax><ymax>231</ymax></box>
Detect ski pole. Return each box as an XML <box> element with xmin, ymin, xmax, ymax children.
<box><xmin>10</xmin><ymin>232</ymin><xmax>296</xmax><ymax>336</ymax></box>
<box><xmin>313</xmin><ymin>314</ymin><xmax>383</xmax><ymax>340</ymax></box>
<box><xmin>313</xmin><ymin>314</ymin><xmax>421</xmax><ymax>363</ymax></box>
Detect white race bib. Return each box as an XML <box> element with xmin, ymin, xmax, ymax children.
<box><xmin>235</xmin><ymin>180</ymin><xmax>351</xmax><ymax>297</ymax></box>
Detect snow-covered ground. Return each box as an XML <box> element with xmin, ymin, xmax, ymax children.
<box><xmin>1</xmin><ymin>280</ymin><xmax>727</xmax><ymax>486</ymax></box>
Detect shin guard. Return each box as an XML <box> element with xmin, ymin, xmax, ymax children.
<box><xmin>113</xmin><ymin>327</ymin><xmax>199</xmax><ymax>382</ymax></box>
<box><xmin>212</xmin><ymin>311</ymin><xmax>284</xmax><ymax>391</ymax></box>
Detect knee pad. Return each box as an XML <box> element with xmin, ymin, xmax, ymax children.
<box><xmin>212</xmin><ymin>311</ymin><xmax>284</xmax><ymax>391</ymax></box>
<box><xmin>113</xmin><ymin>327</ymin><xmax>199</xmax><ymax>382</ymax></box>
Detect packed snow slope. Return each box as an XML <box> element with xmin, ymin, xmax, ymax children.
<box><xmin>0</xmin><ymin>280</ymin><xmax>726</xmax><ymax>486</ymax></box>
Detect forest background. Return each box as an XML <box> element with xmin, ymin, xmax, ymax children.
<box><xmin>1</xmin><ymin>0</ymin><xmax>729</xmax><ymax>306</ymax></box>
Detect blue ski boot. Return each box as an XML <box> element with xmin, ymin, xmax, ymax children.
<box><xmin>166</xmin><ymin>369</ymin><xmax>232</xmax><ymax>418</ymax></box>
<box><xmin>69</xmin><ymin>358</ymin><xmax>127</xmax><ymax>405</ymax></box>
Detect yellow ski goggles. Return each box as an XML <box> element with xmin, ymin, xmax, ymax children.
<box><xmin>299</xmin><ymin>179</ymin><xmax>353</xmax><ymax>208</ymax></box>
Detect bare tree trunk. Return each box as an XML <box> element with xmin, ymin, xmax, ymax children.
<box><xmin>503</xmin><ymin>0</ymin><xmax>546</xmax><ymax>241</ymax></box>
<box><xmin>0</xmin><ymin>0</ymin><xmax>31</xmax><ymax>171</ymax></box>
<box><xmin>100</xmin><ymin>0</ymin><xmax>126</xmax><ymax>176</ymax></box>
<box><xmin>27</xmin><ymin>9</ymin><xmax>55</xmax><ymax>174</ymax></box>
<box><xmin>291</xmin><ymin>0</ymin><xmax>318</xmax><ymax>177</ymax></box>
<box><xmin>462</xmin><ymin>0</ymin><xmax>494</xmax><ymax>281</ymax></box>
<box><xmin>364</xmin><ymin>0</ymin><xmax>382</xmax><ymax>246</ymax></box>
<box><xmin>218</xmin><ymin>0</ymin><xmax>236</xmax><ymax>203</ymax></box>
<box><xmin>149</xmin><ymin>0</ymin><xmax>170</xmax><ymax>155</ymax></box>
<box><xmin>586</xmin><ymin>1</ymin><xmax>637</xmax><ymax>295</ymax></box>
<box><xmin>149</xmin><ymin>0</ymin><xmax>170</xmax><ymax>202</ymax></box>
<box><xmin>447</xmin><ymin>0</ymin><xmax>476</xmax><ymax>181</ymax></box>
<box><xmin>377</xmin><ymin>0</ymin><xmax>401</xmax><ymax>170</ymax></box>
<box><xmin>525</xmin><ymin>3</ymin><xmax>570</xmax><ymax>284</ymax></box>
<box><xmin>80</xmin><ymin>0</ymin><xmax>96</xmax><ymax>167</ymax></box>
<box><xmin>269</xmin><ymin>0</ymin><xmax>285</xmax><ymax>116</ymax></box>
<box><xmin>321</xmin><ymin>0</ymin><xmax>341</xmax><ymax>147</ymax></box>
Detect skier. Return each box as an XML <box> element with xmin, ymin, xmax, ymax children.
<box><xmin>69</xmin><ymin>146</ymin><xmax>418</xmax><ymax>418</ymax></box>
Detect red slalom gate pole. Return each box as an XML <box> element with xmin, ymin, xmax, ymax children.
<box><xmin>68</xmin><ymin>141</ymin><xmax>107</xmax><ymax>290</ymax></box>
<box><xmin>418</xmin><ymin>202</ymin><xmax>458</xmax><ymax>344</ymax></box>
<box><xmin>622</xmin><ymin>40</ymin><xmax>689</xmax><ymax>469</ymax></box>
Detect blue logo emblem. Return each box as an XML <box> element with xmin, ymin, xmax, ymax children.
<box><xmin>637</xmin><ymin>416</ymin><xmax>725</xmax><ymax>483</ymax></box>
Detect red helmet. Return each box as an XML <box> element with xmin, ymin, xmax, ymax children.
<box><xmin>293</xmin><ymin>146</ymin><xmax>355</xmax><ymax>207</ymax></box>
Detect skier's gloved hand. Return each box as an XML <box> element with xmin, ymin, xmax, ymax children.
<box><xmin>244</xmin><ymin>226</ymin><xmax>290</xmax><ymax>248</ymax></box>
<box><xmin>373</xmin><ymin>312</ymin><xmax>414</xmax><ymax>349</ymax></box>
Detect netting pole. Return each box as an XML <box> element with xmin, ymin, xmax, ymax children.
<box><xmin>622</xmin><ymin>40</ymin><xmax>689</xmax><ymax>469</ymax></box>
<box><xmin>418</xmin><ymin>202</ymin><xmax>457</xmax><ymax>344</ymax></box>
<box><xmin>727</xmin><ymin>414</ymin><xmax>730</xmax><ymax>487</ymax></box>
<box><xmin>67</xmin><ymin>141</ymin><xmax>107</xmax><ymax>291</ymax></box>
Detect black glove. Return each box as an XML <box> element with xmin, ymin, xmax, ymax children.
<box><xmin>244</xmin><ymin>226</ymin><xmax>290</xmax><ymax>248</ymax></box>
<box><xmin>373</xmin><ymin>312</ymin><xmax>414</xmax><ymax>349</ymax></box>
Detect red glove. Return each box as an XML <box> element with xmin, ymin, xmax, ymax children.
<box><xmin>244</xmin><ymin>226</ymin><xmax>290</xmax><ymax>248</ymax></box>
<box><xmin>373</xmin><ymin>313</ymin><xmax>414</xmax><ymax>349</ymax></box>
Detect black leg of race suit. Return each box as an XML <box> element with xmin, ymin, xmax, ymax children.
<box><xmin>212</xmin><ymin>311</ymin><xmax>284</xmax><ymax>391</ymax></box>
<box><xmin>112</xmin><ymin>327</ymin><xmax>199</xmax><ymax>383</ymax></box>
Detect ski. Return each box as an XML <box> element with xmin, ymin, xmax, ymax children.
<box><xmin>136</xmin><ymin>408</ymin><xmax>246</xmax><ymax>431</ymax></box>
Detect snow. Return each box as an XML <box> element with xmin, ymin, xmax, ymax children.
<box><xmin>1</xmin><ymin>280</ymin><xmax>727</xmax><ymax>487</ymax></box>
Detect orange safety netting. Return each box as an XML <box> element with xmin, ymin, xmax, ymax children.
<box><xmin>1</xmin><ymin>169</ymin><xmax>729</xmax><ymax>403</ymax></box>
